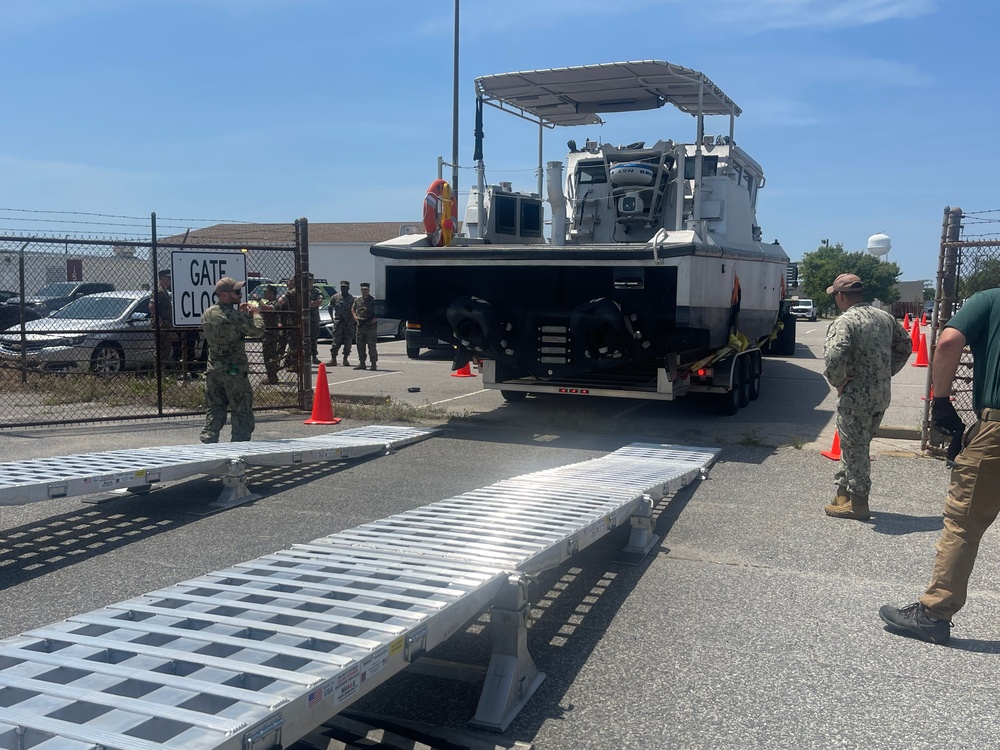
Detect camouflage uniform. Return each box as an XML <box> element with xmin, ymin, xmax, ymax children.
<box><xmin>199</xmin><ymin>304</ymin><xmax>265</xmax><ymax>443</ymax></box>
<box><xmin>328</xmin><ymin>290</ymin><xmax>356</xmax><ymax>363</ymax></box>
<box><xmin>250</xmin><ymin>291</ymin><xmax>281</xmax><ymax>384</ymax></box>
<box><xmin>151</xmin><ymin>287</ymin><xmax>175</xmax><ymax>370</ymax></box>
<box><xmin>824</xmin><ymin>303</ymin><xmax>911</xmax><ymax>498</ymax></box>
<box><xmin>352</xmin><ymin>293</ymin><xmax>378</xmax><ymax>368</ymax></box>
<box><xmin>277</xmin><ymin>288</ymin><xmax>301</xmax><ymax>371</ymax></box>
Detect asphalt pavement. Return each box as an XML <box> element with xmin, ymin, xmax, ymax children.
<box><xmin>2</xmin><ymin>322</ymin><xmax>996</xmax><ymax>749</ymax></box>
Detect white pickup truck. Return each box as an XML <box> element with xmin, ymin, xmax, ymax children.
<box><xmin>790</xmin><ymin>298</ymin><xmax>817</xmax><ymax>321</ymax></box>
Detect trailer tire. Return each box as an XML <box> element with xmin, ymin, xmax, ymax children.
<box><xmin>501</xmin><ymin>390</ymin><xmax>528</xmax><ymax>403</ymax></box>
<box><xmin>737</xmin><ymin>356</ymin><xmax>752</xmax><ymax>408</ymax></box>
<box><xmin>780</xmin><ymin>314</ymin><xmax>796</xmax><ymax>356</ymax></box>
<box><xmin>406</xmin><ymin>346</ymin><xmax>421</xmax><ymax>359</ymax></box>
<box><xmin>748</xmin><ymin>351</ymin><xmax>762</xmax><ymax>401</ymax></box>
<box><xmin>718</xmin><ymin>364</ymin><xmax>741</xmax><ymax>416</ymax></box>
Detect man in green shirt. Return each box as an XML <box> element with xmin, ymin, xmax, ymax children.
<box><xmin>880</xmin><ymin>288</ymin><xmax>1000</xmax><ymax>645</ymax></box>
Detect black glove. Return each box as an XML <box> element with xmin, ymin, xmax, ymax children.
<box><xmin>932</xmin><ymin>396</ymin><xmax>964</xmax><ymax>436</ymax></box>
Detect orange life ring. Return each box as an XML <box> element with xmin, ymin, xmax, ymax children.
<box><xmin>423</xmin><ymin>179</ymin><xmax>457</xmax><ymax>247</ymax></box>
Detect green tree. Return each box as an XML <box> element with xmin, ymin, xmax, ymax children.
<box><xmin>959</xmin><ymin>257</ymin><xmax>1000</xmax><ymax>297</ymax></box>
<box><xmin>798</xmin><ymin>243</ymin><xmax>902</xmax><ymax>315</ymax></box>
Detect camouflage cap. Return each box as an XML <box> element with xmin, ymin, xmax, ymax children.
<box><xmin>215</xmin><ymin>277</ymin><xmax>245</xmax><ymax>295</ymax></box>
<box><xmin>826</xmin><ymin>273</ymin><xmax>863</xmax><ymax>294</ymax></box>
<box><xmin>340</xmin><ymin>280</ymin><xmax>350</xmax><ymax>286</ymax></box>
<box><xmin>360</xmin><ymin>282</ymin><xmax>371</xmax><ymax>290</ymax></box>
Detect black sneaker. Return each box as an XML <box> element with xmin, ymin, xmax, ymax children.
<box><xmin>879</xmin><ymin>602</ymin><xmax>952</xmax><ymax>645</ymax></box>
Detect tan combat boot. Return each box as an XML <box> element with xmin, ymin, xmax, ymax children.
<box><xmin>827</xmin><ymin>486</ymin><xmax>850</xmax><ymax>507</ymax></box>
<box><xmin>824</xmin><ymin>491</ymin><xmax>870</xmax><ymax>520</ymax></box>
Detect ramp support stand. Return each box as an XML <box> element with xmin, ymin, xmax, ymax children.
<box><xmin>470</xmin><ymin>575</ymin><xmax>545</xmax><ymax>732</ymax></box>
<box><xmin>191</xmin><ymin>459</ymin><xmax>261</xmax><ymax>515</ymax></box>
<box><xmin>617</xmin><ymin>494</ymin><xmax>661</xmax><ymax>565</ymax></box>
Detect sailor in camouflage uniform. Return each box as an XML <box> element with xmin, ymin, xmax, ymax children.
<box><xmin>199</xmin><ymin>277</ymin><xmax>266</xmax><ymax>443</ymax></box>
<box><xmin>351</xmin><ymin>282</ymin><xmax>378</xmax><ymax>370</ymax></box>
<box><xmin>326</xmin><ymin>280</ymin><xmax>356</xmax><ymax>367</ymax></box>
<box><xmin>822</xmin><ymin>273</ymin><xmax>911</xmax><ymax>519</ymax></box>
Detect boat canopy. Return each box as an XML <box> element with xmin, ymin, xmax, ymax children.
<box><xmin>474</xmin><ymin>60</ymin><xmax>741</xmax><ymax>127</ymax></box>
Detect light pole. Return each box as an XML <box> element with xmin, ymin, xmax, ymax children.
<box><xmin>451</xmin><ymin>0</ymin><xmax>460</xmax><ymax>200</ymax></box>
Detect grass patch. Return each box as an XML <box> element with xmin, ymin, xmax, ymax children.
<box><xmin>331</xmin><ymin>397</ymin><xmax>448</xmax><ymax>424</ymax></box>
<box><xmin>738</xmin><ymin>428</ymin><xmax>769</xmax><ymax>447</ymax></box>
<box><xmin>789</xmin><ymin>435</ymin><xmax>806</xmax><ymax>449</ymax></box>
<box><xmin>1</xmin><ymin>366</ymin><xmax>297</xmax><ymax>410</ymax></box>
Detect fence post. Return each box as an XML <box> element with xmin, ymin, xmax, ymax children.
<box><xmin>150</xmin><ymin>212</ymin><xmax>165</xmax><ymax>415</ymax></box>
<box><xmin>295</xmin><ymin>218</ymin><xmax>312</xmax><ymax>410</ymax></box>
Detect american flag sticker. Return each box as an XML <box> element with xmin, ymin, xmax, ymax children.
<box><xmin>308</xmin><ymin>680</ymin><xmax>334</xmax><ymax>709</ymax></box>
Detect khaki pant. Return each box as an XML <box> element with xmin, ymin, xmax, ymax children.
<box><xmin>920</xmin><ymin>418</ymin><xmax>1000</xmax><ymax>619</ymax></box>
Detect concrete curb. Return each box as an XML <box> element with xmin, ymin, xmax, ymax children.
<box><xmin>875</xmin><ymin>425</ymin><xmax>921</xmax><ymax>440</ymax></box>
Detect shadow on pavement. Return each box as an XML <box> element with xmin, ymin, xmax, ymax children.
<box><xmin>869</xmin><ymin>512</ymin><xmax>943</xmax><ymax>536</ymax></box>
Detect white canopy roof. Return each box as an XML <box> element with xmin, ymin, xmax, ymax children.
<box><xmin>474</xmin><ymin>60</ymin><xmax>740</xmax><ymax>127</ymax></box>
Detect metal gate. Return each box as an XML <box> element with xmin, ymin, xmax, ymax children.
<box><xmin>0</xmin><ymin>215</ymin><xmax>315</xmax><ymax>428</ymax></box>
<box><xmin>922</xmin><ymin>206</ymin><xmax>1000</xmax><ymax>454</ymax></box>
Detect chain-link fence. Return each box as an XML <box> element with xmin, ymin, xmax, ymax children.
<box><xmin>922</xmin><ymin>206</ymin><xmax>1000</xmax><ymax>455</ymax></box>
<box><xmin>0</xmin><ymin>213</ymin><xmax>311</xmax><ymax>428</ymax></box>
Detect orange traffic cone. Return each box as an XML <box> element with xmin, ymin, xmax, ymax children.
<box><xmin>902</xmin><ymin>313</ymin><xmax>911</xmax><ymax>331</ymax></box>
<box><xmin>920</xmin><ymin>312</ymin><xmax>928</xmax><ymax>326</ymax></box>
<box><xmin>912</xmin><ymin>333</ymin><xmax>929</xmax><ymax>367</ymax></box>
<box><xmin>821</xmin><ymin>430</ymin><xmax>842</xmax><ymax>460</ymax></box>
<box><xmin>451</xmin><ymin>361</ymin><xmax>477</xmax><ymax>378</ymax></box>
<box><xmin>910</xmin><ymin>319</ymin><xmax>921</xmax><ymax>353</ymax></box>
<box><xmin>304</xmin><ymin>363</ymin><xmax>342</xmax><ymax>425</ymax></box>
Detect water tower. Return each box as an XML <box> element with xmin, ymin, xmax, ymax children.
<box><xmin>867</xmin><ymin>232</ymin><xmax>891</xmax><ymax>261</ymax></box>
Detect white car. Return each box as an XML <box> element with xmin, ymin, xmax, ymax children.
<box><xmin>0</xmin><ymin>291</ymin><xmax>158</xmax><ymax>375</ymax></box>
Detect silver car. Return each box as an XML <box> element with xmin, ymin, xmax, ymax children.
<box><xmin>318</xmin><ymin>306</ymin><xmax>405</xmax><ymax>341</ymax></box>
<box><xmin>0</xmin><ymin>291</ymin><xmax>158</xmax><ymax>375</ymax></box>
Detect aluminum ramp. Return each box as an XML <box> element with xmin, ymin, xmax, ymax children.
<box><xmin>0</xmin><ymin>425</ymin><xmax>436</xmax><ymax>511</ymax></box>
<box><xmin>0</xmin><ymin>442</ymin><xmax>718</xmax><ymax>749</ymax></box>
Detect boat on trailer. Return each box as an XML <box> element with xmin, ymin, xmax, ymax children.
<box><xmin>372</xmin><ymin>60</ymin><xmax>790</xmax><ymax>391</ymax></box>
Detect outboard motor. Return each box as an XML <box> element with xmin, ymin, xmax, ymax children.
<box><xmin>570</xmin><ymin>298</ymin><xmax>639</xmax><ymax>366</ymax></box>
<box><xmin>446</xmin><ymin>296</ymin><xmax>501</xmax><ymax>357</ymax></box>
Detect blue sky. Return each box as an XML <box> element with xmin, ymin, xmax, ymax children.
<box><xmin>0</xmin><ymin>0</ymin><xmax>997</xmax><ymax>282</ymax></box>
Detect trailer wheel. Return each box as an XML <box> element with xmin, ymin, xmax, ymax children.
<box><xmin>737</xmin><ymin>356</ymin><xmax>752</xmax><ymax>408</ymax></box>
<box><xmin>718</xmin><ymin>364</ymin><xmax>741</xmax><ymax>416</ymax></box>
<box><xmin>780</xmin><ymin>314</ymin><xmax>796</xmax><ymax>356</ymax></box>
<box><xmin>501</xmin><ymin>390</ymin><xmax>528</xmax><ymax>403</ymax></box>
<box><xmin>748</xmin><ymin>351</ymin><xmax>762</xmax><ymax>401</ymax></box>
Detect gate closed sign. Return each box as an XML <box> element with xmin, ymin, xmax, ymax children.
<box><xmin>170</xmin><ymin>250</ymin><xmax>248</xmax><ymax>327</ymax></box>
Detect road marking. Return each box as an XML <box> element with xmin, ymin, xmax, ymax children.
<box><xmin>327</xmin><ymin>371</ymin><xmax>400</xmax><ymax>384</ymax></box>
<box><xmin>421</xmin><ymin>390</ymin><xmax>490</xmax><ymax>407</ymax></box>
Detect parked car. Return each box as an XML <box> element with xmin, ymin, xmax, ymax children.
<box><xmin>924</xmin><ymin>299</ymin><xmax>934</xmax><ymax>318</ymax></box>
<box><xmin>8</xmin><ymin>281</ymin><xmax>116</xmax><ymax>316</ymax></box>
<box><xmin>0</xmin><ymin>290</ymin><xmax>19</xmax><ymax>304</ymax></box>
<box><xmin>317</xmin><ymin>306</ymin><xmax>404</xmax><ymax>342</ymax></box>
<box><xmin>0</xmin><ymin>305</ymin><xmax>44</xmax><ymax>331</ymax></box>
<box><xmin>0</xmin><ymin>291</ymin><xmax>156</xmax><ymax>375</ymax></box>
<box><xmin>404</xmin><ymin>322</ymin><xmax>455</xmax><ymax>359</ymax></box>
<box><xmin>790</xmin><ymin>298</ymin><xmax>818</xmax><ymax>322</ymax></box>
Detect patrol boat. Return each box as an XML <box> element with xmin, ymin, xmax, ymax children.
<box><xmin>372</xmin><ymin>60</ymin><xmax>790</xmax><ymax>387</ymax></box>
